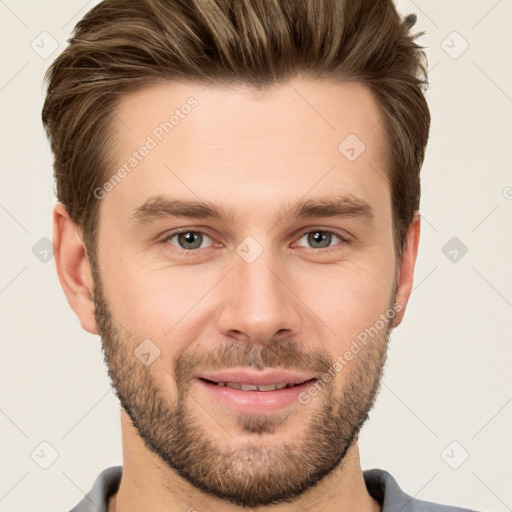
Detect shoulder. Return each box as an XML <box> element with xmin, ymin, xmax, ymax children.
<box><xmin>67</xmin><ymin>466</ymin><xmax>122</xmax><ymax>512</ymax></box>
<box><xmin>363</xmin><ymin>468</ymin><xmax>479</xmax><ymax>512</ymax></box>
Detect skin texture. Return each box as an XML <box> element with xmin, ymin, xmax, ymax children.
<box><xmin>53</xmin><ymin>77</ymin><xmax>420</xmax><ymax>512</ymax></box>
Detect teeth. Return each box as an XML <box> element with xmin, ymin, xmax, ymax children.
<box><xmin>215</xmin><ymin>381</ymin><xmax>294</xmax><ymax>391</ymax></box>
<box><xmin>257</xmin><ymin>384</ymin><xmax>279</xmax><ymax>391</ymax></box>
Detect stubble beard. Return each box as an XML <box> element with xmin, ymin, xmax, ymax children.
<box><xmin>92</xmin><ymin>265</ymin><xmax>393</xmax><ymax>508</ymax></box>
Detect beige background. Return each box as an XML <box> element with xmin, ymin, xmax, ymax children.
<box><xmin>0</xmin><ymin>1</ymin><xmax>511</xmax><ymax>510</ymax></box>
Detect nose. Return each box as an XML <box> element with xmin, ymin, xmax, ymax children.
<box><xmin>215</xmin><ymin>244</ymin><xmax>303</xmax><ymax>345</ymax></box>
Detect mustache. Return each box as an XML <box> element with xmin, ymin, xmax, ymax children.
<box><xmin>174</xmin><ymin>338</ymin><xmax>334</xmax><ymax>386</ymax></box>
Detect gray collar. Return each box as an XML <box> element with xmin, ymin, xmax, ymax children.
<box><xmin>68</xmin><ymin>466</ymin><xmax>476</xmax><ymax>512</ymax></box>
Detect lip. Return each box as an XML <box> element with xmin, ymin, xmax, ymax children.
<box><xmin>193</xmin><ymin>369</ymin><xmax>318</xmax><ymax>414</ymax></box>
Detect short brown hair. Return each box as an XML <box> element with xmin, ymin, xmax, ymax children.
<box><xmin>42</xmin><ymin>0</ymin><xmax>430</xmax><ymax>264</ymax></box>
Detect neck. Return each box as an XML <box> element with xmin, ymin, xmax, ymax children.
<box><xmin>108</xmin><ymin>410</ymin><xmax>381</xmax><ymax>512</ymax></box>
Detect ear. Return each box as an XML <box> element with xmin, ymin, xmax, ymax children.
<box><xmin>53</xmin><ymin>202</ymin><xmax>99</xmax><ymax>335</ymax></box>
<box><xmin>392</xmin><ymin>213</ymin><xmax>421</xmax><ymax>327</ymax></box>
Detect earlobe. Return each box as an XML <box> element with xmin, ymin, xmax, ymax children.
<box><xmin>53</xmin><ymin>202</ymin><xmax>99</xmax><ymax>335</ymax></box>
<box><xmin>392</xmin><ymin>213</ymin><xmax>421</xmax><ymax>328</ymax></box>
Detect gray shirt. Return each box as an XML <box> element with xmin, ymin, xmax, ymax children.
<box><xmin>68</xmin><ymin>466</ymin><xmax>477</xmax><ymax>512</ymax></box>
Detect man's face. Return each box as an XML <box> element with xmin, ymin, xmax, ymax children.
<box><xmin>92</xmin><ymin>78</ymin><xmax>399</xmax><ymax>507</ymax></box>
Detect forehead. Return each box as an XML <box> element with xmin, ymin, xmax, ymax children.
<box><xmin>112</xmin><ymin>77</ymin><xmax>387</xmax><ymax>153</ymax></box>
<box><xmin>104</xmin><ymin>78</ymin><xmax>390</xmax><ymax>222</ymax></box>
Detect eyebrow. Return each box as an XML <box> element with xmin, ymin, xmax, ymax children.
<box><xmin>130</xmin><ymin>193</ymin><xmax>375</xmax><ymax>226</ymax></box>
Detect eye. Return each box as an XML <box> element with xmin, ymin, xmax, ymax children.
<box><xmin>162</xmin><ymin>228</ymin><xmax>347</xmax><ymax>254</ymax></box>
<box><xmin>164</xmin><ymin>229</ymin><xmax>214</xmax><ymax>251</ymax></box>
<box><xmin>295</xmin><ymin>230</ymin><xmax>345</xmax><ymax>250</ymax></box>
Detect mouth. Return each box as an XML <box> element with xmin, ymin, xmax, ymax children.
<box><xmin>193</xmin><ymin>370</ymin><xmax>318</xmax><ymax>414</ymax></box>
<box><xmin>198</xmin><ymin>378</ymin><xmax>316</xmax><ymax>391</ymax></box>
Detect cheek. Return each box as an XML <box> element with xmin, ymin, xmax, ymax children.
<box><xmin>301</xmin><ymin>260</ymin><xmax>395</xmax><ymax>352</ymax></box>
<box><xmin>103</xmin><ymin>261</ymin><xmax>222</xmax><ymax>343</ymax></box>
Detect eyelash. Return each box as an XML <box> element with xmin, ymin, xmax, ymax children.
<box><xmin>161</xmin><ymin>227</ymin><xmax>349</xmax><ymax>254</ymax></box>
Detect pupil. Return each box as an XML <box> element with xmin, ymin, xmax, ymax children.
<box><xmin>310</xmin><ymin>231</ymin><xmax>330</xmax><ymax>248</ymax></box>
<box><xmin>180</xmin><ymin>231</ymin><xmax>201</xmax><ymax>249</ymax></box>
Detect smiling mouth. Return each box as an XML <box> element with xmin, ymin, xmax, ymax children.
<box><xmin>198</xmin><ymin>378</ymin><xmax>316</xmax><ymax>391</ymax></box>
